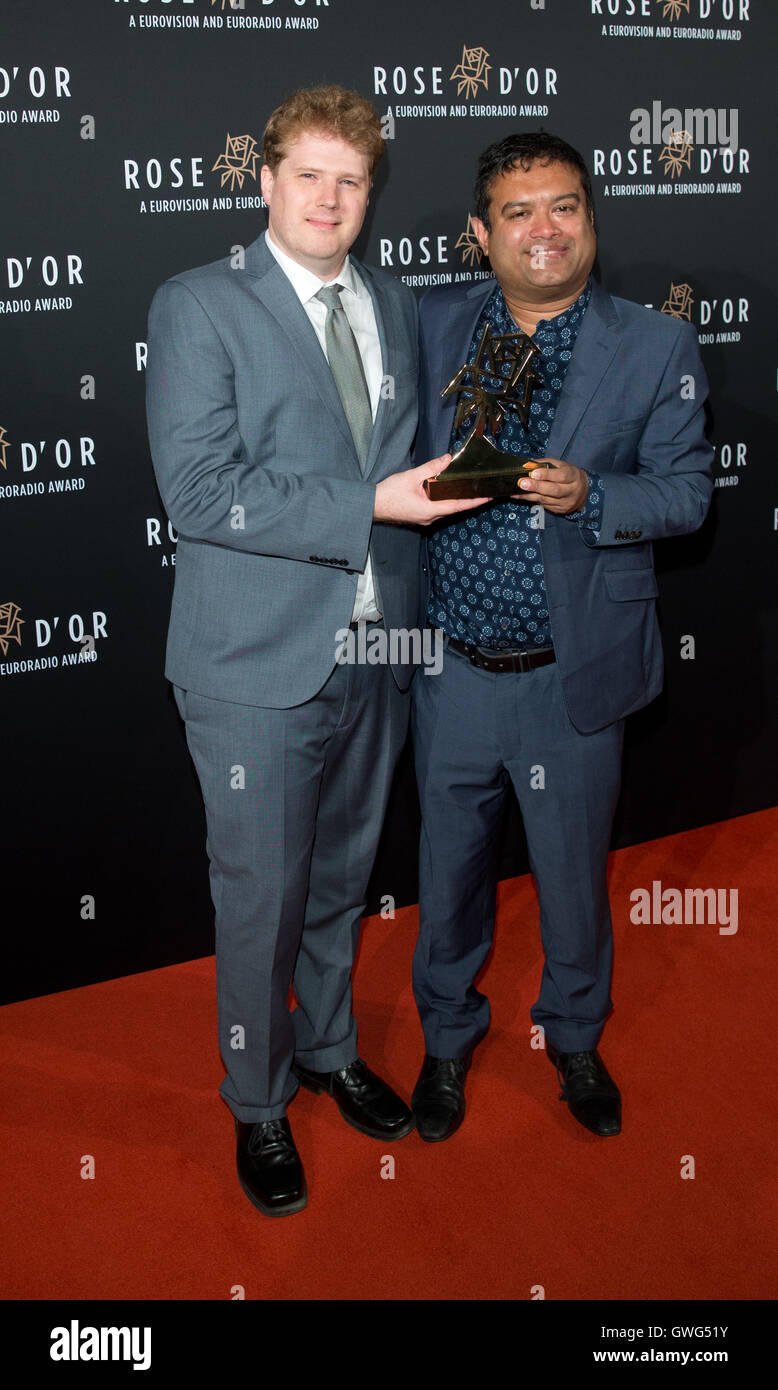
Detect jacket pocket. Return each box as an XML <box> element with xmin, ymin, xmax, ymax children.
<box><xmin>582</xmin><ymin>415</ymin><xmax>645</xmax><ymax>440</ymax></box>
<box><xmin>604</xmin><ymin>568</ymin><xmax>659</xmax><ymax>601</ymax></box>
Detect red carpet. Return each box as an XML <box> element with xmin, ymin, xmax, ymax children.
<box><xmin>1</xmin><ymin>809</ymin><xmax>776</xmax><ymax>1301</ymax></box>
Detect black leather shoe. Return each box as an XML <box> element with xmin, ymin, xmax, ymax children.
<box><xmin>412</xmin><ymin>1054</ymin><xmax>471</xmax><ymax>1142</ymax></box>
<box><xmin>293</xmin><ymin>1057</ymin><xmax>414</xmax><ymax>1140</ymax></box>
<box><xmin>546</xmin><ymin>1044</ymin><xmax>621</xmax><ymax>1137</ymax></box>
<box><xmin>234</xmin><ymin>1116</ymin><xmax>307</xmax><ymax>1216</ymax></box>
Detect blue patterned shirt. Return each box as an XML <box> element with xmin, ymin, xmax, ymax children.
<box><xmin>428</xmin><ymin>279</ymin><xmax>603</xmax><ymax>649</ymax></box>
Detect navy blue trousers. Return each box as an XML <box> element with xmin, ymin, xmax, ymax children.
<box><xmin>411</xmin><ymin>644</ymin><xmax>624</xmax><ymax>1057</ymax></box>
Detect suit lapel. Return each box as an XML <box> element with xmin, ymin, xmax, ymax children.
<box><xmin>430</xmin><ymin>281</ymin><xmax>496</xmax><ymax>455</ymax></box>
<box><xmin>545</xmin><ymin>280</ymin><xmax>622</xmax><ymax>460</ymax></box>
<box><xmin>441</xmin><ymin>283</ymin><xmax>495</xmax><ymax>385</ymax></box>
<box><xmin>243</xmin><ymin>238</ymin><xmax>360</xmax><ymax>464</ymax></box>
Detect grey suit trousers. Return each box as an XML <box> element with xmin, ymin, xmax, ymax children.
<box><xmin>174</xmin><ymin>642</ymin><xmax>408</xmax><ymax>1123</ymax></box>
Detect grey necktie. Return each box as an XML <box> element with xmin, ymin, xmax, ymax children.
<box><xmin>315</xmin><ymin>283</ymin><xmax>372</xmax><ymax>472</ymax></box>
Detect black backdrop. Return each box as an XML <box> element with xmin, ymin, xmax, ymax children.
<box><xmin>2</xmin><ymin>0</ymin><xmax>775</xmax><ymax>1005</ymax></box>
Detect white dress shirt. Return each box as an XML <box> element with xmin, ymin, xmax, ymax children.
<box><xmin>265</xmin><ymin>230</ymin><xmax>382</xmax><ymax>622</ymax></box>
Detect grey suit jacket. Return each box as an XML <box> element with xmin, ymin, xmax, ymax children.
<box><xmin>146</xmin><ymin>234</ymin><xmax>420</xmax><ymax>708</ymax></box>
<box><xmin>416</xmin><ymin>277</ymin><xmax>714</xmax><ymax>733</ymax></box>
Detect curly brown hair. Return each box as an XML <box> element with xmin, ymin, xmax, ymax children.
<box><xmin>262</xmin><ymin>85</ymin><xmax>385</xmax><ymax>179</ymax></box>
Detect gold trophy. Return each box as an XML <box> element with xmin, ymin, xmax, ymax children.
<box><xmin>424</xmin><ymin>323</ymin><xmax>547</xmax><ymax>500</ymax></box>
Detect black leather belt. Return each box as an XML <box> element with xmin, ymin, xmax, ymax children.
<box><xmin>446</xmin><ymin>635</ymin><xmax>556</xmax><ymax>674</ymax></box>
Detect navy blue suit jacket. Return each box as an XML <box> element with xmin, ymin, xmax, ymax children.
<box><xmin>417</xmin><ymin>277</ymin><xmax>714</xmax><ymax>733</ymax></box>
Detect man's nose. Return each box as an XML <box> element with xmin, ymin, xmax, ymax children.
<box><xmin>528</xmin><ymin>208</ymin><xmax>558</xmax><ymax>236</ymax></box>
<box><xmin>316</xmin><ymin>179</ymin><xmax>339</xmax><ymax>205</ymax></box>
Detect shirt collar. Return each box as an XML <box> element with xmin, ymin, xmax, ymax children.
<box><xmin>488</xmin><ymin>276</ymin><xmax>592</xmax><ymax>338</ymax></box>
<box><xmin>534</xmin><ymin>277</ymin><xmax>593</xmax><ymax>334</ymax></box>
<box><xmin>264</xmin><ymin>229</ymin><xmax>363</xmax><ymax>305</ymax></box>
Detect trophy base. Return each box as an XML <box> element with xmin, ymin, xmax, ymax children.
<box><xmin>423</xmin><ymin>434</ymin><xmax>541</xmax><ymax>501</ymax></box>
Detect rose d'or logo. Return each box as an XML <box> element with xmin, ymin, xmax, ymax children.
<box><xmin>658</xmin><ymin>0</ymin><xmax>690</xmax><ymax>19</ymax></box>
<box><xmin>373</xmin><ymin>39</ymin><xmax>556</xmax><ymax>104</ymax></box>
<box><xmin>124</xmin><ymin>133</ymin><xmax>260</xmax><ymax>195</ymax></box>
<box><xmin>659</xmin><ymin>129</ymin><xmax>693</xmax><ymax>178</ymax></box>
<box><xmin>455</xmin><ymin>215</ymin><xmax>484</xmax><ymax>267</ymax></box>
<box><xmin>661</xmin><ymin>283</ymin><xmax>694</xmax><ymax>321</ymax></box>
<box><xmin>211</xmin><ymin>133</ymin><xmax>259</xmax><ymax>192</ymax></box>
<box><xmin>659</xmin><ymin>282</ymin><xmax>749</xmax><ymax>339</ymax></box>
<box><xmin>449</xmin><ymin>45</ymin><xmax>491</xmax><ymax>99</ymax></box>
<box><xmin>377</xmin><ymin>212</ymin><xmax>490</xmax><ymax>279</ymax></box>
<box><xmin>0</xmin><ymin>601</ymin><xmax>24</xmax><ymax>656</ymax></box>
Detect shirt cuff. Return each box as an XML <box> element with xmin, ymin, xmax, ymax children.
<box><xmin>564</xmin><ymin>470</ymin><xmax>604</xmax><ymax>535</ymax></box>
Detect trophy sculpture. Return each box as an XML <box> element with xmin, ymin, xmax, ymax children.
<box><xmin>423</xmin><ymin>323</ymin><xmax>547</xmax><ymax>501</ymax></box>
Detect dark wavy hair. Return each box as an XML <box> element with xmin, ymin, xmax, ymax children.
<box><xmin>474</xmin><ymin>132</ymin><xmax>595</xmax><ymax>230</ymax></box>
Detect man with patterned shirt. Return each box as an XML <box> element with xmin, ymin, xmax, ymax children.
<box><xmin>410</xmin><ymin>132</ymin><xmax>713</xmax><ymax>1141</ymax></box>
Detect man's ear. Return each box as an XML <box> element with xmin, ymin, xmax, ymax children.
<box><xmin>472</xmin><ymin>216</ymin><xmax>490</xmax><ymax>257</ymax></box>
<box><xmin>260</xmin><ymin>164</ymin><xmax>274</xmax><ymax>205</ymax></box>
